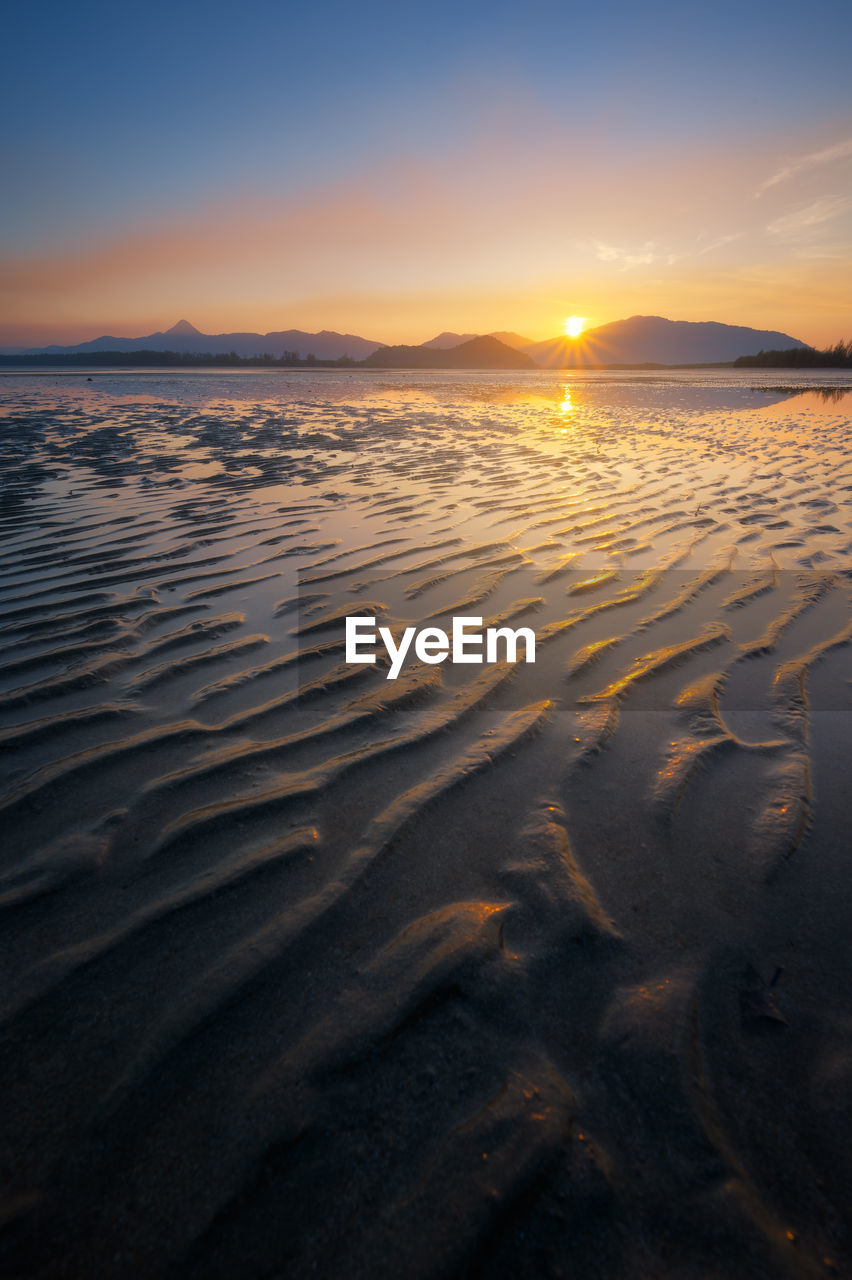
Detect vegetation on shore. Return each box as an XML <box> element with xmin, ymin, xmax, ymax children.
<box><xmin>0</xmin><ymin>349</ymin><xmax>352</xmax><ymax>369</ymax></box>
<box><xmin>734</xmin><ymin>340</ymin><xmax>851</xmax><ymax>368</ymax></box>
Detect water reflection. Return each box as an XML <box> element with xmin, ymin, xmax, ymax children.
<box><xmin>3</xmin><ymin>366</ymin><xmax>852</xmax><ymax>414</ymax></box>
<box><xmin>753</xmin><ymin>384</ymin><xmax>852</xmax><ymax>406</ymax></box>
<box><xmin>752</xmin><ymin>386</ymin><xmax>852</xmax><ymax>418</ymax></box>
<box><xmin>559</xmin><ymin>386</ymin><xmax>575</xmax><ymax>417</ymax></box>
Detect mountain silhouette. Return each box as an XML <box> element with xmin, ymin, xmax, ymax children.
<box><xmin>489</xmin><ymin>331</ymin><xmax>533</xmax><ymax>351</ymax></box>
<box><xmin>25</xmin><ymin>323</ymin><xmax>383</xmax><ymax>361</ymax></box>
<box><xmin>165</xmin><ymin>319</ymin><xmax>202</xmax><ymax>336</ymax></box>
<box><xmin>6</xmin><ymin>315</ymin><xmax>814</xmax><ymax>366</ymax></box>
<box><xmin>421</xmin><ymin>331</ymin><xmax>479</xmax><ymax>349</ymax></box>
<box><xmin>363</xmin><ymin>335</ymin><xmax>535</xmax><ymax>369</ymax></box>
<box><xmin>421</xmin><ymin>330</ymin><xmax>532</xmax><ymax>351</ymax></box>
<box><xmin>525</xmin><ymin>315</ymin><xmax>811</xmax><ymax>367</ymax></box>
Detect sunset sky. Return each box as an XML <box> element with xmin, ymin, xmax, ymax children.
<box><xmin>2</xmin><ymin>0</ymin><xmax>851</xmax><ymax>348</ymax></box>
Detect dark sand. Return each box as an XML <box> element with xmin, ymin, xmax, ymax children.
<box><xmin>1</xmin><ymin>369</ymin><xmax>851</xmax><ymax>1278</ymax></box>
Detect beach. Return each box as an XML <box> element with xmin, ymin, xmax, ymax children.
<box><xmin>1</xmin><ymin>367</ymin><xmax>851</xmax><ymax>1278</ymax></box>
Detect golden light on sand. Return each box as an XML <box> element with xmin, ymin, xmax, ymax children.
<box><xmin>563</xmin><ymin>315</ymin><xmax>586</xmax><ymax>338</ymax></box>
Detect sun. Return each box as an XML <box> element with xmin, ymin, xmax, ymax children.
<box><xmin>563</xmin><ymin>315</ymin><xmax>586</xmax><ymax>338</ymax></box>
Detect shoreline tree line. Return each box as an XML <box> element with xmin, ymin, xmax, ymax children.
<box><xmin>2</xmin><ymin>340</ymin><xmax>850</xmax><ymax>370</ymax></box>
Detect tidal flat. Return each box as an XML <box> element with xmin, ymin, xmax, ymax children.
<box><xmin>1</xmin><ymin>367</ymin><xmax>851</xmax><ymax>1278</ymax></box>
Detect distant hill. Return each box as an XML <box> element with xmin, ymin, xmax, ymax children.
<box><xmin>489</xmin><ymin>331</ymin><xmax>533</xmax><ymax>351</ymax></box>
<box><xmin>363</xmin><ymin>335</ymin><xmax>535</xmax><ymax>369</ymax></box>
<box><xmin>17</xmin><ymin>321</ymin><xmax>384</xmax><ymax>361</ymax></box>
<box><xmin>525</xmin><ymin>315</ymin><xmax>811</xmax><ymax>367</ymax></box>
<box><xmin>421</xmin><ymin>331</ymin><xmax>479</xmax><ymax>349</ymax></box>
<box><xmin>421</xmin><ymin>330</ymin><xmax>532</xmax><ymax>351</ymax></box>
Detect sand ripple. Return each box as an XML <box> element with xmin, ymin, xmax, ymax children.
<box><xmin>1</xmin><ymin>370</ymin><xmax>851</xmax><ymax>1278</ymax></box>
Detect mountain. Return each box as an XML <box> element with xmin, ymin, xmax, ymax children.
<box><xmin>525</xmin><ymin>316</ymin><xmax>811</xmax><ymax>367</ymax></box>
<box><xmin>165</xmin><ymin>319</ymin><xmax>202</xmax><ymax>336</ymax></box>
<box><xmin>22</xmin><ymin>323</ymin><xmax>384</xmax><ymax>361</ymax></box>
<box><xmin>362</xmin><ymin>335</ymin><xmax>535</xmax><ymax>369</ymax></box>
<box><xmin>421</xmin><ymin>331</ymin><xmax>479</xmax><ymax>349</ymax></box>
<box><xmin>489</xmin><ymin>331</ymin><xmax>533</xmax><ymax>351</ymax></box>
<box><xmin>421</xmin><ymin>330</ymin><xmax>532</xmax><ymax>351</ymax></box>
<box><xmin>6</xmin><ymin>315</ymin><xmax>814</xmax><ymax>366</ymax></box>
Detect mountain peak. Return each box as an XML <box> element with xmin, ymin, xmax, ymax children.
<box><xmin>421</xmin><ymin>331</ymin><xmax>479</xmax><ymax>350</ymax></box>
<box><xmin>363</xmin><ymin>334</ymin><xmax>535</xmax><ymax>369</ymax></box>
<box><xmin>165</xmin><ymin>319</ymin><xmax>201</xmax><ymax>336</ymax></box>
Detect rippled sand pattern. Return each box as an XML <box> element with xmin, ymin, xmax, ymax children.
<box><xmin>2</xmin><ymin>371</ymin><xmax>851</xmax><ymax>1278</ymax></box>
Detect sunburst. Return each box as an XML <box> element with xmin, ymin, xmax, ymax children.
<box><xmin>563</xmin><ymin>315</ymin><xmax>586</xmax><ymax>338</ymax></box>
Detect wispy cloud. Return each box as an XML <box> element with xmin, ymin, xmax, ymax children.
<box><xmin>592</xmin><ymin>240</ymin><xmax>677</xmax><ymax>268</ymax></box>
<box><xmin>766</xmin><ymin>195</ymin><xmax>852</xmax><ymax>242</ymax></box>
<box><xmin>789</xmin><ymin>242</ymin><xmax>852</xmax><ymax>262</ymax></box>
<box><xmin>696</xmin><ymin>231</ymin><xmax>745</xmax><ymax>256</ymax></box>
<box><xmin>755</xmin><ymin>137</ymin><xmax>852</xmax><ymax>196</ymax></box>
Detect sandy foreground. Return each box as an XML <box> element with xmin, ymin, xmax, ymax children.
<box><xmin>1</xmin><ymin>369</ymin><xmax>851</xmax><ymax>1279</ymax></box>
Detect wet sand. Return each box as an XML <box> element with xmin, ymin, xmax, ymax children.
<box><xmin>1</xmin><ymin>369</ymin><xmax>851</xmax><ymax>1278</ymax></box>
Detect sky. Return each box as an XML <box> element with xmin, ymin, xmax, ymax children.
<box><xmin>1</xmin><ymin>0</ymin><xmax>851</xmax><ymax>348</ymax></box>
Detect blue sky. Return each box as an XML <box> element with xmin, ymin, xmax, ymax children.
<box><xmin>2</xmin><ymin>0</ymin><xmax>851</xmax><ymax>343</ymax></box>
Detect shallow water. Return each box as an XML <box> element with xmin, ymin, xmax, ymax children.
<box><xmin>1</xmin><ymin>369</ymin><xmax>851</xmax><ymax>1278</ymax></box>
